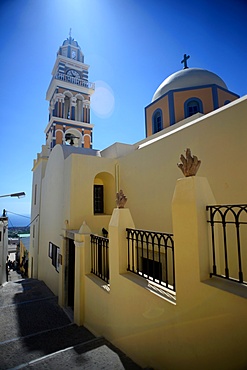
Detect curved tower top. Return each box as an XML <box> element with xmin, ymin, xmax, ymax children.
<box><xmin>58</xmin><ymin>33</ymin><xmax>84</xmax><ymax>63</ymax></box>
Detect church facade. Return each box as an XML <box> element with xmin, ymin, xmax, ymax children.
<box><xmin>29</xmin><ymin>36</ymin><xmax>247</xmax><ymax>369</ymax></box>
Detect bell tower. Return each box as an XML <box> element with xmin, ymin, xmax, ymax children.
<box><xmin>45</xmin><ymin>33</ymin><xmax>95</xmax><ymax>150</ymax></box>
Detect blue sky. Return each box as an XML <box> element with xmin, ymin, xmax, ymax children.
<box><xmin>0</xmin><ymin>0</ymin><xmax>246</xmax><ymax>221</ymax></box>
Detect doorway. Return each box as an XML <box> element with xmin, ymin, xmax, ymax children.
<box><xmin>67</xmin><ymin>238</ymin><xmax>75</xmax><ymax>309</ymax></box>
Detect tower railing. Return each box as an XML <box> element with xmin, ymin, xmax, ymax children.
<box><xmin>54</xmin><ymin>72</ymin><xmax>95</xmax><ymax>89</ymax></box>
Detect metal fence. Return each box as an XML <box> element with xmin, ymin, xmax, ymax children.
<box><xmin>126</xmin><ymin>228</ymin><xmax>175</xmax><ymax>291</ymax></box>
<box><xmin>90</xmin><ymin>234</ymin><xmax>109</xmax><ymax>283</ymax></box>
<box><xmin>207</xmin><ymin>204</ymin><xmax>247</xmax><ymax>285</ymax></box>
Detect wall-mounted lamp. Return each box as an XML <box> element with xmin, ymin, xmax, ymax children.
<box><xmin>0</xmin><ymin>192</ymin><xmax>26</xmax><ymax>199</ymax></box>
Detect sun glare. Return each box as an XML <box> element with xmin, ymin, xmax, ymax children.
<box><xmin>91</xmin><ymin>80</ymin><xmax>115</xmax><ymax>118</ymax></box>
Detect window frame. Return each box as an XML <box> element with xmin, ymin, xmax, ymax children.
<box><xmin>49</xmin><ymin>242</ymin><xmax>60</xmax><ymax>272</ymax></box>
<box><xmin>152</xmin><ymin>109</ymin><xmax>163</xmax><ymax>134</ymax></box>
<box><xmin>34</xmin><ymin>184</ymin><xmax>37</xmax><ymax>205</ymax></box>
<box><xmin>94</xmin><ymin>185</ymin><xmax>104</xmax><ymax>214</ymax></box>
<box><xmin>184</xmin><ymin>97</ymin><xmax>203</xmax><ymax>118</ymax></box>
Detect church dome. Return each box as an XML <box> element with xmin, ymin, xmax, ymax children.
<box><xmin>152</xmin><ymin>68</ymin><xmax>228</xmax><ymax>102</ymax></box>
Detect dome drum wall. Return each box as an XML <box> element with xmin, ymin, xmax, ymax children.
<box><xmin>145</xmin><ymin>95</ymin><xmax>170</xmax><ymax>137</ymax></box>
<box><xmin>173</xmin><ymin>87</ymin><xmax>214</xmax><ymax>123</ymax></box>
<box><xmin>217</xmin><ymin>88</ymin><xmax>239</xmax><ymax>107</ymax></box>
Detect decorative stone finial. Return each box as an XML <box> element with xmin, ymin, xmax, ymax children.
<box><xmin>116</xmin><ymin>190</ymin><xmax>127</xmax><ymax>208</ymax></box>
<box><xmin>79</xmin><ymin>221</ymin><xmax>92</xmax><ymax>235</ymax></box>
<box><xmin>177</xmin><ymin>148</ymin><xmax>201</xmax><ymax>177</ymax></box>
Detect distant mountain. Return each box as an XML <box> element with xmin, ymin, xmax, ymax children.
<box><xmin>7</xmin><ymin>214</ymin><xmax>31</xmax><ymax>227</ymax></box>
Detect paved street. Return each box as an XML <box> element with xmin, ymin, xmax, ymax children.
<box><xmin>0</xmin><ymin>270</ymin><xmax>143</xmax><ymax>370</ymax></box>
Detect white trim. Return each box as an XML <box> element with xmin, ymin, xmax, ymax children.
<box><xmin>51</xmin><ymin>55</ymin><xmax>89</xmax><ymax>75</ymax></box>
<box><xmin>46</xmin><ymin>78</ymin><xmax>94</xmax><ymax>102</ymax></box>
<box><xmin>63</xmin><ymin>90</ymin><xmax>73</xmax><ymax>98</ymax></box>
<box><xmin>138</xmin><ymin>96</ymin><xmax>247</xmax><ymax>150</ymax></box>
<box><xmin>75</xmin><ymin>93</ymin><xmax>84</xmax><ymax>100</ymax></box>
<box><xmin>44</xmin><ymin>117</ymin><xmax>94</xmax><ymax>134</ymax></box>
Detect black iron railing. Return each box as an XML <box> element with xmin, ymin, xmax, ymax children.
<box><xmin>206</xmin><ymin>204</ymin><xmax>247</xmax><ymax>285</ymax></box>
<box><xmin>90</xmin><ymin>234</ymin><xmax>109</xmax><ymax>283</ymax></box>
<box><xmin>126</xmin><ymin>228</ymin><xmax>175</xmax><ymax>292</ymax></box>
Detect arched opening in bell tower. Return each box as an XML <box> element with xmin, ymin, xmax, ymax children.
<box><xmin>64</xmin><ymin>129</ymin><xmax>82</xmax><ymax>147</ymax></box>
<box><xmin>75</xmin><ymin>94</ymin><xmax>84</xmax><ymax>122</ymax></box>
<box><xmin>64</xmin><ymin>91</ymin><xmax>73</xmax><ymax>119</ymax></box>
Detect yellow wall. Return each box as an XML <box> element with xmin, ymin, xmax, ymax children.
<box><xmin>81</xmin><ymin>199</ymin><xmax>247</xmax><ymax>370</ymax></box>
<box><xmin>118</xmin><ymin>97</ymin><xmax>247</xmax><ymax>232</ymax></box>
<box><xmin>34</xmin><ymin>96</ymin><xmax>247</xmax><ymax>368</ymax></box>
<box><xmin>37</xmin><ymin>96</ymin><xmax>247</xmax><ymax>295</ymax></box>
<box><xmin>63</xmin><ymin>153</ymin><xmax>116</xmax><ymax>231</ymax></box>
<box><xmin>19</xmin><ymin>241</ymin><xmax>28</xmax><ymax>263</ymax></box>
<box><xmin>37</xmin><ymin>146</ymin><xmax>117</xmax><ymax>295</ymax></box>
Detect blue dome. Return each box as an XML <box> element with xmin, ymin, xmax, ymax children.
<box><xmin>62</xmin><ymin>37</ymin><xmax>79</xmax><ymax>47</ymax></box>
<box><xmin>152</xmin><ymin>68</ymin><xmax>228</xmax><ymax>102</ymax></box>
<box><xmin>58</xmin><ymin>36</ymin><xmax>84</xmax><ymax>62</ymax></box>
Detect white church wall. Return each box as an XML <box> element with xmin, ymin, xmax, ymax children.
<box><xmin>29</xmin><ymin>151</ymin><xmax>48</xmax><ymax>279</ymax></box>
<box><xmin>38</xmin><ymin>145</ymin><xmax>65</xmax><ymax>295</ymax></box>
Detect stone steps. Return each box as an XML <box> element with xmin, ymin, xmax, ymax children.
<box><xmin>13</xmin><ymin>336</ymin><xmax>142</xmax><ymax>370</ymax></box>
<box><xmin>0</xmin><ymin>273</ymin><xmax>142</xmax><ymax>370</ymax></box>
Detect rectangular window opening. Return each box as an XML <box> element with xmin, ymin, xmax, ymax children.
<box><xmin>142</xmin><ymin>257</ymin><xmax>162</xmax><ymax>281</ymax></box>
<box><xmin>34</xmin><ymin>184</ymin><xmax>37</xmax><ymax>205</ymax></box>
<box><xmin>94</xmin><ymin>185</ymin><xmax>104</xmax><ymax>214</ymax></box>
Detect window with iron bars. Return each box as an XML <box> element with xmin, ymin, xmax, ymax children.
<box><xmin>207</xmin><ymin>204</ymin><xmax>247</xmax><ymax>285</ymax></box>
<box><xmin>90</xmin><ymin>234</ymin><xmax>109</xmax><ymax>283</ymax></box>
<box><xmin>126</xmin><ymin>228</ymin><xmax>175</xmax><ymax>292</ymax></box>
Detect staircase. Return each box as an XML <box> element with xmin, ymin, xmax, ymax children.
<box><xmin>0</xmin><ymin>271</ymin><xmax>142</xmax><ymax>369</ymax></box>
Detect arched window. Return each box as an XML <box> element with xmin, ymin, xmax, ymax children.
<box><xmin>184</xmin><ymin>98</ymin><xmax>203</xmax><ymax>118</ymax></box>
<box><xmin>93</xmin><ymin>173</ymin><xmax>115</xmax><ymax>215</ymax></box>
<box><xmin>152</xmin><ymin>109</ymin><xmax>163</xmax><ymax>134</ymax></box>
<box><xmin>94</xmin><ymin>184</ymin><xmax>104</xmax><ymax>214</ymax></box>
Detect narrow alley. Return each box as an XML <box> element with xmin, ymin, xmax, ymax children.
<box><xmin>0</xmin><ymin>270</ymin><xmax>142</xmax><ymax>370</ymax></box>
